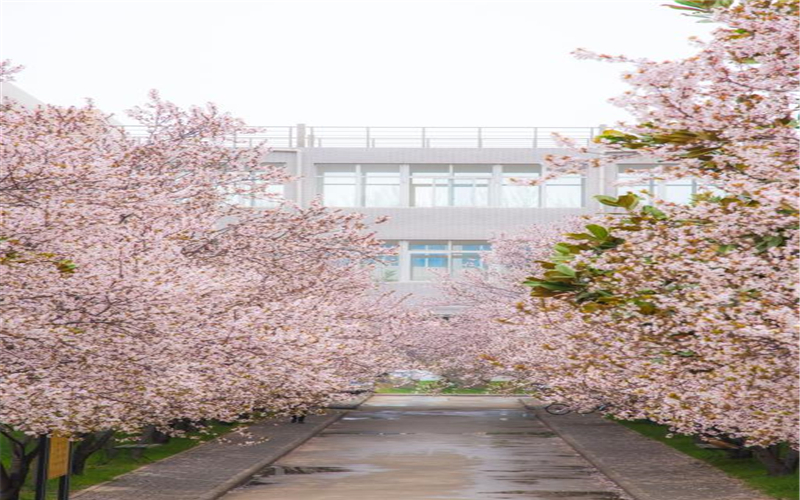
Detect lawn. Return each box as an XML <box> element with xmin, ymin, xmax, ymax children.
<box><xmin>617</xmin><ymin>420</ymin><xmax>799</xmax><ymax>500</ymax></box>
<box><xmin>1</xmin><ymin>423</ymin><xmax>233</xmax><ymax>500</ymax></box>
<box><xmin>376</xmin><ymin>381</ymin><xmax>524</xmax><ymax>394</ymax></box>
<box><xmin>377</xmin><ymin>385</ymin><xmax>489</xmax><ymax>394</ymax></box>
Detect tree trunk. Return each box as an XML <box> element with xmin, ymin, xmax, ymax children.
<box><xmin>753</xmin><ymin>445</ymin><xmax>799</xmax><ymax>476</ymax></box>
<box><xmin>0</xmin><ymin>429</ymin><xmax>43</xmax><ymax>500</ymax></box>
<box><xmin>726</xmin><ymin>447</ymin><xmax>753</xmax><ymax>459</ymax></box>
<box><xmin>721</xmin><ymin>436</ymin><xmax>752</xmax><ymax>459</ymax></box>
<box><xmin>71</xmin><ymin>430</ymin><xmax>115</xmax><ymax>475</ymax></box>
<box><xmin>171</xmin><ymin>419</ymin><xmax>196</xmax><ymax>433</ymax></box>
<box><xmin>140</xmin><ymin>425</ymin><xmax>170</xmax><ymax>445</ymax></box>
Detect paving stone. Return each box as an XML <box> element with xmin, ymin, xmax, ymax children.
<box><xmin>520</xmin><ymin>399</ymin><xmax>771</xmax><ymax>500</ymax></box>
<box><xmin>73</xmin><ymin>412</ymin><xmax>342</xmax><ymax>500</ymax></box>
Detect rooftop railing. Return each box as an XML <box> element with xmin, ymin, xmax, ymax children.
<box><xmin>121</xmin><ymin>124</ymin><xmax>601</xmax><ymax>149</ymax></box>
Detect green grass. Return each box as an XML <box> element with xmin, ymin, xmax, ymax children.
<box><xmin>376</xmin><ymin>381</ymin><xmax>524</xmax><ymax>394</ymax></box>
<box><xmin>377</xmin><ymin>386</ymin><xmax>489</xmax><ymax>394</ymax></box>
<box><xmin>1</xmin><ymin>423</ymin><xmax>233</xmax><ymax>500</ymax></box>
<box><xmin>617</xmin><ymin>420</ymin><xmax>799</xmax><ymax>500</ymax></box>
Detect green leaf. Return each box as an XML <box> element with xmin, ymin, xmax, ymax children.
<box><xmin>56</xmin><ymin>259</ymin><xmax>78</xmax><ymax>274</ymax></box>
<box><xmin>681</xmin><ymin>146</ymin><xmax>720</xmax><ymax>159</ymax></box>
<box><xmin>617</xmin><ymin>194</ymin><xmax>640</xmax><ymax>210</ymax></box>
<box><xmin>554</xmin><ymin>264</ymin><xmax>577</xmax><ymax>278</ymax></box>
<box><xmin>714</xmin><ymin>244</ymin><xmax>737</xmax><ymax>254</ymax></box>
<box><xmin>673</xmin><ymin>0</ymin><xmax>703</xmax><ymax>7</ymax></box>
<box><xmin>669</xmin><ymin>4</ymin><xmax>703</xmax><ymax>11</ymax></box>
<box><xmin>755</xmin><ymin>235</ymin><xmax>785</xmax><ymax>253</ymax></box>
<box><xmin>595</xmin><ymin>195</ymin><xmax>620</xmax><ymax>207</ymax></box>
<box><xmin>642</xmin><ymin>205</ymin><xmax>667</xmax><ymax>220</ymax></box>
<box><xmin>553</xmin><ymin>243</ymin><xmax>573</xmax><ymax>255</ymax></box>
<box><xmin>565</xmin><ymin>233</ymin><xmax>594</xmax><ymax>240</ymax></box>
<box><xmin>535</xmin><ymin>281</ymin><xmax>581</xmax><ymax>291</ymax></box>
<box><xmin>636</xmin><ymin>301</ymin><xmax>657</xmax><ymax>315</ymax></box>
<box><xmin>586</xmin><ymin>224</ymin><xmax>609</xmax><ymax>240</ymax></box>
<box><xmin>598</xmin><ymin>237</ymin><xmax>625</xmax><ymax>250</ymax></box>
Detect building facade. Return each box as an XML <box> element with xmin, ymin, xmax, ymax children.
<box><xmin>197</xmin><ymin>124</ymin><xmax>706</xmax><ymax>311</ymax></box>
<box><xmin>122</xmin><ymin>123</ymin><xmax>705</xmax><ymax>311</ymax></box>
<box><xmin>5</xmin><ymin>87</ymin><xmax>698</xmax><ymax>311</ymax></box>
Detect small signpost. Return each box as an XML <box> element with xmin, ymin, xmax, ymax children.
<box><xmin>49</xmin><ymin>437</ymin><xmax>71</xmax><ymax>480</ymax></box>
<box><xmin>34</xmin><ymin>436</ymin><xmax>73</xmax><ymax>500</ymax></box>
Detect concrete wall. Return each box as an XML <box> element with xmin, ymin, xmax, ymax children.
<box><xmin>1</xmin><ymin>82</ymin><xmax>44</xmax><ymax>107</ymax></box>
<box><xmin>260</xmin><ymin>147</ymin><xmax>650</xmax><ymax>307</ymax></box>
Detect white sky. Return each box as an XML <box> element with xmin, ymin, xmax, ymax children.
<box><xmin>1</xmin><ymin>0</ymin><xmax>712</xmax><ymax>126</ymax></box>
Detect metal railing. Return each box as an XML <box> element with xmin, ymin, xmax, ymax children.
<box><xmin>121</xmin><ymin>124</ymin><xmax>599</xmax><ymax>149</ymax></box>
<box><xmin>120</xmin><ymin>125</ymin><xmax>295</xmax><ymax>148</ymax></box>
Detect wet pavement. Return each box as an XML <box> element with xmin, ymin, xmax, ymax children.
<box><xmin>222</xmin><ymin>395</ymin><xmax>627</xmax><ymax>500</ymax></box>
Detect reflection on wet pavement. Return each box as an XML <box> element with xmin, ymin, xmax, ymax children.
<box><xmin>223</xmin><ymin>395</ymin><xmax>627</xmax><ymax>500</ymax></box>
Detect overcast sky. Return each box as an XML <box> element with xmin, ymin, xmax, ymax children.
<box><xmin>1</xmin><ymin>0</ymin><xmax>712</xmax><ymax>126</ymax></box>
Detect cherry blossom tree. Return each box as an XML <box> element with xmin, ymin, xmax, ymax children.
<box><xmin>418</xmin><ymin>0</ymin><xmax>797</xmax><ymax>475</ymax></box>
<box><xmin>1</xmin><ymin>63</ymin><xmax>410</xmax><ymax>497</ymax></box>
<box><xmin>527</xmin><ymin>0</ymin><xmax>798</xmax><ymax>457</ymax></box>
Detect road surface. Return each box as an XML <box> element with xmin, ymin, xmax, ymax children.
<box><xmin>222</xmin><ymin>395</ymin><xmax>626</xmax><ymax>500</ymax></box>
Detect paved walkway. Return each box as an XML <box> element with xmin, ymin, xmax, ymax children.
<box><xmin>221</xmin><ymin>395</ymin><xmax>628</xmax><ymax>500</ymax></box>
<box><xmin>522</xmin><ymin>399</ymin><xmax>771</xmax><ymax>500</ymax></box>
<box><xmin>74</xmin><ymin>411</ymin><xmax>343</xmax><ymax>500</ymax></box>
<box><xmin>73</xmin><ymin>395</ymin><xmax>772</xmax><ymax>500</ymax></box>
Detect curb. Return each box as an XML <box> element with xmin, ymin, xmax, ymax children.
<box><xmin>327</xmin><ymin>392</ymin><xmax>373</xmax><ymax>409</ymax></box>
<box><xmin>518</xmin><ymin>399</ymin><xmax>772</xmax><ymax>500</ymax></box>
<box><xmin>195</xmin><ymin>411</ymin><xmax>344</xmax><ymax>500</ymax></box>
<box><xmin>70</xmin><ymin>426</ymin><xmax>240</xmax><ymax>500</ymax></box>
<box><xmin>371</xmin><ymin>393</ymin><xmax>532</xmax><ymax>397</ymax></box>
<box><xmin>72</xmin><ymin>411</ymin><xmax>344</xmax><ymax>500</ymax></box>
<box><xmin>519</xmin><ymin>399</ymin><xmax>645</xmax><ymax>500</ymax></box>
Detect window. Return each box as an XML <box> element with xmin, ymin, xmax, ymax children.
<box><xmin>318</xmin><ymin>164</ymin><xmax>357</xmax><ymax>207</ymax></box>
<box><xmin>363</xmin><ymin>165</ymin><xmax>401</xmax><ymax>207</ymax></box>
<box><xmin>371</xmin><ymin>242</ymin><xmax>400</xmax><ymax>282</ymax></box>
<box><xmin>663</xmin><ymin>178</ymin><xmax>696</xmax><ymax>204</ymax></box>
<box><xmin>502</xmin><ymin>165</ymin><xmax>540</xmax><ymax>207</ymax></box>
<box><xmin>617</xmin><ymin>165</ymin><xmax>656</xmax><ymax>203</ymax></box>
<box><xmin>453</xmin><ymin>165</ymin><xmax>490</xmax><ymax>207</ymax></box>
<box><xmin>225</xmin><ymin>168</ymin><xmax>285</xmax><ymax>208</ymax></box>
<box><xmin>616</xmin><ymin>165</ymin><xmax>724</xmax><ymax>205</ymax></box>
<box><xmin>410</xmin><ymin>254</ymin><xmax>448</xmax><ymax>281</ymax></box>
<box><xmin>545</xmin><ymin>175</ymin><xmax>584</xmax><ymax>208</ymax></box>
<box><xmin>502</xmin><ymin>166</ymin><xmax>583</xmax><ymax>208</ymax></box>
<box><xmin>408</xmin><ymin>241</ymin><xmax>490</xmax><ymax>281</ymax></box>
<box><xmin>318</xmin><ymin>164</ymin><xmax>400</xmax><ymax>207</ymax></box>
<box><xmin>410</xmin><ymin>164</ymin><xmax>492</xmax><ymax>207</ymax></box>
<box><xmin>451</xmin><ymin>241</ymin><xmax>491</xmax><ymax>276</ymax></box>
<box><xmin>410</xmin><ymin>165</ymin><xmax>449</xmax><ymax>207</ymax></box>
<box><xmin>316</xmin><ymin>163</ymin><xmax>585</xmax><ymax>208</ymax></box>
<box><xmin>251</xmin><ymin>184</ymin><xmax>285</xmax><ymax>207</ymax></box>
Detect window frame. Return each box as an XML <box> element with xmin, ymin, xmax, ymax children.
<box><xmin>370</xmin><ymin>241</ymin><xmax>401</xmax><ymax>283</ymax></box>
<box><xmin>224</xmin><ymin>164</ymin><xmax>287</xmax><ymax>208</ymax></box>
<box><xmin>317</xmin><ymin>163</ymin><xmax>402</xmax><ymax>208</ymax></box>
<box><xmin>315</xmin><ymin>163</ymin><xmax>587</xmax><ymax>208</ymax></box>
<box><xmin>409</xmin><ymin>164</ymin><xmax>493</xmax><ymax>207</ymax></box>
<box><xmin>407</xmin><ymin>240</ymin><xmax>491</xmax><ymax>281</ymax></box>
<box><xmin>616</xmin><ymin>164</ymin><xmax>719</xmax><ymax>205</ymax></box>
<box><xmin>500</xmin><ymin>164</ymin><xmax>541</xmax><ymax>208</ymax></box>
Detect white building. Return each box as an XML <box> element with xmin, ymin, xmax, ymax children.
<box><xmin>3</xmin><ymin>87</ymin><xmax>695</xmax><ymax>311</ymax></box>
<box><xmin>203</xmin><ymin>125</ymin><xmax>703</xmax><ymax>312</ymax></box>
